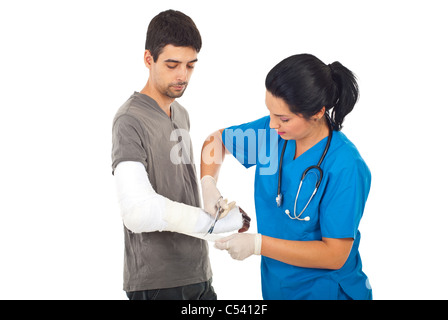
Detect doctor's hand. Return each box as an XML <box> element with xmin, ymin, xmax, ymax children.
<box><xmin>201</xmin><ymin>175</ymin><xmax>235</xmax><ymax>218</ymax></box>
<box><xmin>214</xmin><ymin>233</ymin><xmax>262</xmax><ymax>261</ymax></box>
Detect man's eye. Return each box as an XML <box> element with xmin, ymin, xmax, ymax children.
<box><xmin>187</xmin><ymin>64</ymin><xmax>195</xmax><ymax>69</ymax></box>
<box><xmin>167</xmin><ymin>65</ymin><xmax>177</xmax><ymax>69</ymax></box>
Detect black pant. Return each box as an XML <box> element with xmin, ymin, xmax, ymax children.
<box><xmin>126</xmin><ymin>279</ymin><xmax>217</xmax><ymax>300</ymax></box>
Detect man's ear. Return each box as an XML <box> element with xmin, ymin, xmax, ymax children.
<box><xmin>144</xmin><ymin>50</ymin><xmax>153</xmax><ymax>68</ymax></box>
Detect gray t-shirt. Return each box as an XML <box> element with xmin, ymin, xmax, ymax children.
<box><xmin>111</xmin><ymin>92</ymin><xmax>212</xmax><ymax>292</ymax></box>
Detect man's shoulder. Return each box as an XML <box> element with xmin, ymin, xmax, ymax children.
<box><xmin>113</xmin><ymin>101</ymin><xmax>133</xmax><ymax>122</ymax></box>
<box><xmin>113</xmin><ymin>92</ymin><xmax>158</xmax><ymax>122</ymax></box>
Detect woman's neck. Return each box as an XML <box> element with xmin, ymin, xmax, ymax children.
<box><xmin>294</xmin><ymin>119</ymin><xmax>330</xmax><ymax>159</ymax></box>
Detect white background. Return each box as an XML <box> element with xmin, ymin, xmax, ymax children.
<box><xmin>1</xmin><ymin>0</ymin><xmax>447</xmax><ymax>300</ymax></box>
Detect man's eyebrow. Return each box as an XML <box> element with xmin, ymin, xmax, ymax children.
<box><xmin>164</xmin><ymin>59</ymin><xmax>198</xmax><ymax>64</ymax></box>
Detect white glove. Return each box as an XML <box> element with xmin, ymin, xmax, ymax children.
<box><xmin>214</xmin><ymin>233</ymin><xmax>262</xmax><ymax>260</ymax></box>
<box><xmin>201</xmin><ymin>175</ymin><xmax>235</xmax><ymax>218</ymax></box>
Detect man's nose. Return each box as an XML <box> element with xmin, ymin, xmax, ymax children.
<box><xmin>176</xmin><ymin>65</ymin><xmax>188</xmax><ymax>82</ymax></box>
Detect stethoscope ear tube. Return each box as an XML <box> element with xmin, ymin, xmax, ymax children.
<box><xmin>276</xmin><ymin>141</ymin><xmax>288</xmax><ymax>207</ymax></box>
<box><xmin>302</xmin><ymin>165</ymin><xmax>324</xmax><ymax>188</ymax></box>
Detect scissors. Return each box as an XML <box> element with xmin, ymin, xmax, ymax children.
<box><xmin>205</xmin><ymin>196</ymin><xmax>225</xmax><ymax>235</ymax></box>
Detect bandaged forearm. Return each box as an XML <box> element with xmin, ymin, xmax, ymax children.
<box><xmin>114</xmin><ymin>161</ymin><xmax>242</xmax><ymax>234</ymax></box>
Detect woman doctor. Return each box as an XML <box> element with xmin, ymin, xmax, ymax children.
<box><xmin>200</xmin><ymin>54</ymin><xmax>372</xmax><ymax>300</ymax></box>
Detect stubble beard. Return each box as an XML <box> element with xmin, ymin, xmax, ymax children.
<box><xmin>165</xmin><ymin>81</ymin><xmax>188</xmax><ymax>99</ymax></box>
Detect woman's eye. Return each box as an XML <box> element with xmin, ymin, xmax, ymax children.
<box><xmin>281</xmin><ymin>118</ymin><xmax>289</xmax><ymax>122</ymax></box>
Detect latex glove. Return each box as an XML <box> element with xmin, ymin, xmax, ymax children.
<box><xmin>201</xmin><ymin>175</ymin><xmax>235</xmax><ymax>218</ymax></box>
<box><xmin>215</xmin><ymin>233</ymin><xmax>262</xmax><ymax>260</ymax></box>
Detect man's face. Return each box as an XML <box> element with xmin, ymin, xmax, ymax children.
<box><xmin>147</xmin><ymin>44</ymin><xmax>198</xmax><ymax>99</ymax></box>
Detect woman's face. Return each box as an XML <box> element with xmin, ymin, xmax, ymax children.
<box><xmin>265</xmin><ymin>90</ymin><xmax>318</xmax><ymax>142</ymax></box>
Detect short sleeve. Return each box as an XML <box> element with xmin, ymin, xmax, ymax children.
<box><xmin>222</xmin><ymin>116</ymin><xmax>271</xmax><ymax>168</ymax></box>
<box><xmin>111</xmin><ymin>114</ymin><xmax>148</xmax><ymax>174</ymax></box>
<box><xmin>320</xmin><ymin>156</ymin><xmax>371</xmax><ymax>239</ymax></box>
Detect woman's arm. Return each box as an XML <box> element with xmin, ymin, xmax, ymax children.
<box><xmin>200</xmin><ymin>129</ymin><xmax>233</xmax><ymax>216</ymax></box>
<box><xmin>261</xmin><ymin>236</ymin><xmax>354</xmax><ymax>270</ymax></box>
<box><xmin>200</xmin><ymin>129</ymin><xmax>227</xmax><ymax>180</ymax></box>
<box><xmin>216</xmin><ymin>233</ymin><xmax>353</xmax><ymax>270</ymax></box>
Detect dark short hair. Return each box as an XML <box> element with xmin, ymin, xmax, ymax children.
<box><xmin>145</xmin><ymin>10</ymin><xmax>202</xmax><ymax>62</ymax></box>
<box><xmin>265</xmin><ymin>54</ymin><xmax>359</xmax><ymax>131</ymax></box>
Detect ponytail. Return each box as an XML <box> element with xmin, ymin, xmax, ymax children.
<box><xmin>327</xmin><ymin>61</ymin><xmax>359</xmax><ymax>131</ymax></box>
<box><xmin>265</xmin><ymin>54</ymin><xmax>359</xmax><ymax>132</ymax></box>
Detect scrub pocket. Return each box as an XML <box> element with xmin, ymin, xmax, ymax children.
<box><xmin>280</xmin><ymin>275</ymin><xmax>340</xmax><ymax>300</ymax></box>
<box><xmin>280</xmin><ymin>274</ymin><xmax>371</xmax><ymax>300</ymax></box>
<box><xmin>336</xmin><ymin>276</ymin><xmax>373</xmax><ymax>300</ymax></box>
<box><xmin>337</xmin><ymin>284</ymin><xmax>353</xmax><ymax>300</ymax></box>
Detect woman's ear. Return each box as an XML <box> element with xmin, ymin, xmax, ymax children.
<box><xmin>313</xmin><ymin>106</ymin><xmax>327</xmax><ymax>121</ymax></box>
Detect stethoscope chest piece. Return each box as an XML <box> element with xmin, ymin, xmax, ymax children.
<box><xmin>285</xmin><ymin>209</ymin><xmax>310</xmax><ymax>221</ymax></box>
<box><xmin>275</xmin><ymin>114</ymin><xmax>333</xmax><ymax>222</ymax></box>
<box><xmin>275</xmin><ymin>193</ymin><xmax>283</xmax><ymax>207</ymax></box>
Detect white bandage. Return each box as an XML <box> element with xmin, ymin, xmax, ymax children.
<box><xmin>114</xmin><ymin>162</ymin><xmax>167</xmax><ymax>233</ymax></box>
<box><xmin>114</xmin><ymin>161</ymin><xmax>243</xmax><ymax>236</ymax></box>
<box><xmin>164</xmin><ymin>199</ymin><xmax>200</xmax><ymax>232</ymax></box>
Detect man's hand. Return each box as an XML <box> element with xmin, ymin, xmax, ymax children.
<box><xmin>211</xmin><ymin>206</ymin><xmax>251</xmax><ymax>234</ymax></box>
<box><xmin>238</xmin><ymin>207</ymin><xmax>251</xmax><ymax>233</ymax></box>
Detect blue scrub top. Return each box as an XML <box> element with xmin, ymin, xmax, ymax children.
<box><xmin>223</xmin><ymin>116</ymin><xmax>372</xmax><ymax>300</ymax></box>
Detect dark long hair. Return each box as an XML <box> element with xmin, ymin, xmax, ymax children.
<box><xmin>265</xmin><ymin>54</ymin><xmax>359</xmax><ymax>131</ymax></box>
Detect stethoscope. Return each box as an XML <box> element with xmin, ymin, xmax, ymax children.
<box><xmin>275</xmin><ymin>114</ymin><xmax>333</xmax><ymax>221</ymax></box>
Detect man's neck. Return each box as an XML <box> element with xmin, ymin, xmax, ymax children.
<box><xmin>140</xmin><ymin>83</ymin><xmax>174</xmax><ymax>117</ymax></box>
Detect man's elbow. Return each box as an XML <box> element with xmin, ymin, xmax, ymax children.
<box><xmin>121</xmin><ymin>203</ymin><xmax>165</xmax><ymax>233</ymax></box>
<box><xmin>122</xmin><ymin>212</ymin><xmax>145</xmax><ymax>233</ymax></box>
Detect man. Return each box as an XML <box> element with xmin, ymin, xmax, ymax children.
<box><xmin>111</xmin><ymin>10</ymin><xmax>249</xmax><ymax>300</ymax></box>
